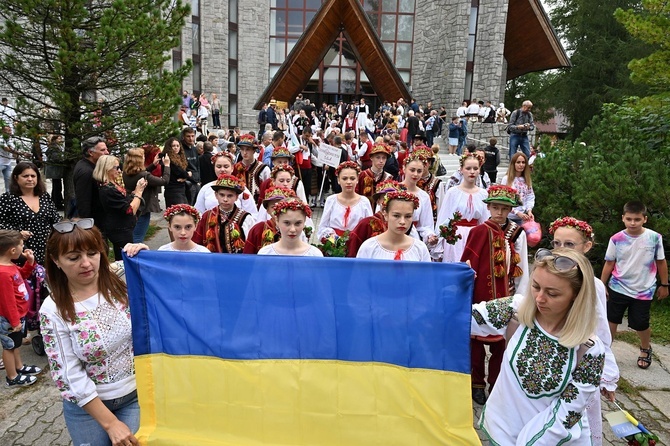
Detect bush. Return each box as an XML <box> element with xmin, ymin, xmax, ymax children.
<box><xmin>532</xmin><ymin>98</ymin><xmax>670</xmax><ymax>274</ymax></box>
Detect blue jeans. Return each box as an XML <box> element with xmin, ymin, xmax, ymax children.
<box><xmin>456</xmin><ymin>139</ymin><xmax>466</xmax><ymax>155</ymax></box>
<box><xmin>509</xmin><ymin>134</ymin><xmax>530</xmax><ymax>158</ymax></box>
<box><xmin>63</xmin><ymin>390</ymin><xmax>139</xmax><ymax>446</ymax></box>
<box><xmin>0</xmin><ymin>163</ymin><xmax>12</xmax><ymax>191</ymax></box>
<box><xmin>133</xmin><ymin>213</ymin><xmax>151</xmax><ymax>243</ymax></box>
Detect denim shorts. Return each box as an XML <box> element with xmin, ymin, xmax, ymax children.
<box><xmin>63</xmin><ymin>390</ymin><xmax>139</xmax><ymax>446</ymax></box>
<box><xmin>0</xmin><ymin>316</ymin><xmax>23</xmax><ymax>350</ymax></box>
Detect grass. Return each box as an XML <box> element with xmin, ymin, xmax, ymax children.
<box><xmin>613</xmin><ymin>299</ymin><xmax>670</xmax><ymax>346</ymax></box>
<box><xmin>616</xmin><ymin>376</ymin><xmax>640</xmax><ymax>397</ymax></box>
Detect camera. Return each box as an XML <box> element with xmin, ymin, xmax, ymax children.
<box><xmin>158</xmin><ymin>153</ymin><xmax>166</xmax><ymax>159</ymax></box>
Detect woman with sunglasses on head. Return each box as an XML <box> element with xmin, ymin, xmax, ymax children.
<box><xmin>40</xmin><ymin>219</ymin><xmax>139</xmax><ymax>446</ymax></box>
<box><xmin>549</xmin><ymin>217</ymin><xmax>619</xmax><ymax>446</ymax></box>
<box><xmin>92</xmin><ymin>155</ymin><xmax>147</xmax><ymax>261</ymax></box>
<box><xmin>471</xmin><ymin>249</ymin><xmax>606</xmax><ymax>445</ymax></box>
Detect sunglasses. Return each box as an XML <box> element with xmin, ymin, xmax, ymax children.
<box><xmin>53</xmin><ymin>218</ymin><xmax>95</xmax><ymax>234</ymax></box>
<box><xmin>549</xmin><ymin>240</ymin><xmax>584</xmax><ymax>249</ymax></box>
<box><xmin>535</xmin><ymin>248</ymin><xmax>578</xmax><ymax>272</ymax></box>
<box><xmin>113</xmin><ymin>165</ymin><xmax>122</xmax><ymax>171</ymax></box>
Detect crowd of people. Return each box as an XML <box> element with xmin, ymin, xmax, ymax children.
<box><xmin>0</xmin><ymin>93</ymin><xmax>665</xmax><ymax>446</ymax></box>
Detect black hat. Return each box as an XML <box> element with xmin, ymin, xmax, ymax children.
<box><xmin>414</xmin><ymin>132</ymin><xmax>426</xmax><ymax>141</ymax></box>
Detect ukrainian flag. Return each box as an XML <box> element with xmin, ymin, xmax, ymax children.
<box><xmin>124</xmin><ymin>252</ymin><xmax>480</xmax><ymax>445</ymax></box>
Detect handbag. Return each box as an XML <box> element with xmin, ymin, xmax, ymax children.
<box><xmin>436</xmin><ymin>162</ymin><xmax>447</xmax><ymax>177</ymax></box>
<box><xmin>521</xmin><ymin>217</ymin><xmax>542</xmax><ymax>247</ymax></box>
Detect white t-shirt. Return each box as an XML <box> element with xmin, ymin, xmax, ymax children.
<box><xmin>605</xmin><ymin>229</ymin><xmax>665</xmax><ymax>300</ymax></box>
<box><xmin>158</xmin><ymin>243</ymin><xmax>211</xmax><ymax>253</ymax></box>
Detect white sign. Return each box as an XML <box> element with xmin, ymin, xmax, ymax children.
<box><xmin>318</xmin><ymin>143</ymin><xmax>342</xmax><ymax>168</ymax></box>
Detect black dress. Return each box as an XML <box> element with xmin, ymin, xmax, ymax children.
<box><xmin>0</xmin><ymin>192</ymin><xmax>61</xmax><ymax>265</ymax></box>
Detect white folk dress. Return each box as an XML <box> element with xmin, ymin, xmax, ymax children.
<box><xmin>317</xmin><ymin>195</ymin><xmax>373</xmax><ymax>240</ymax></box>
<box><xmin>434</xmin><ymin>187</ymin><xmax>489</xmax><ymax>263</ymax></box>
<box><xmin>257</xmin><ymin>244</ymin><xmax>323</xmax><ymax>257</ymax></box>
<box><xmin>356</xmin><ymin>237</ymin><xmax>431</xmax><ymax>262</ymax></box>
<box><xmin>471</xmin><ymin>295</ymin><xmax>606</xmax><ymax>445</ymax></box>
<box><xmin>408</xmin><ymin>188</ymin><xmax>436</xmax><ymax>241</ymax></box>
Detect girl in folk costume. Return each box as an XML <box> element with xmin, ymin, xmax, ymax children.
<box><xmin>501</xmin><ymin>152</ymin><xmax>535</xmax><ymax>225</ymax></box>
<box><xmin>343</xmin><ymin>110</ymin><xmax>357</xmax><ymax>134</ymax></box>
<box><xmin>318</xmin><ymin>161</ymin><xmax>373</xmax><ymax>240</ymax></box>
<box><xmin>356</xmin><ymin>191</ymin><xmax>431</xmax><ymax>262</ymax></box>
<box><xmin>416</xmin><ymin>148</ymin><xmax>446</xmax><ymax>225</ymax></box>
<box><xmin>258</xmin><ymin>150</ymin><xmax>307</xmax><ymax>205</ymax></box>
<box><xmin>355</xmin><ymin>143</ymin><xmax>393</xmax><ymax>209</ymax></box>
<box><xmin>460</xmin><ymin>185</ymin><xmax>529</xmax><ymax>406</ymax></box>
<box><xmin>232</xmin><ymin>134</ymin><xmax>271</xmax><ymax>204</ymax></box>
<box><xmin>193</xmin><ymin>174</ymin><xmax>256</xmax><ymax>254</ymax></box>
<box><xmin>434</xmin><ymin>152</ymin><xmax>490</xmax><ymax>263</ymax></box>
<box><xmin>194</xmin><ymin>151</ymin><xmax>257</xmax><ymax>217</ymax></box>
<box><xmin>122</xmin><ymin>205</ymin><xmax>210</xmax><ymax>256</ymax></box>
<box><xmin>400</xmin><ymin>151</ymin><xmax>438</xmax><ymax>245</ymax></box>
<box><xmin>471</xmin><ymin>250</ymin><xmax>606</xmax><ymax>445</ymax></box>
<box><xmin>258</xmin><ymin>199</ymin><xmax>323</xmax><ymax>257</ymax></box>
<box><xmin>347</xmin><ymin>180</ymin><xmax>405</xmax><ymax>257</ymax></box>
<box><xmin>243</xmin><ymin>187</ymin><xmax>296</xmax><ymax>254</ymax></box>
<box><xmin>549</xmin><ymin>217</ymin><xmax>619</xmax><ymax>446</ymax></box>
<box><xmin>256</xmin><ymin>164</ymin><xmax>307</xmax><ymax>222</ymax></box>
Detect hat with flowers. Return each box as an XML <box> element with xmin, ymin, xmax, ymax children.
<box><xmin>263</xmin><ymin>186</ymin><xmax>296</xmax><ymax>208</ymax></box>
<box><xmin>373</xmin><ymin>179</ymin><xmax>406</xmax><ymax>201</ymax></box>
<box><xmin>211</xmin><ymin>173</ymin><xmax>245</xmax><ymax>194</ymax></box>
<box><xmin>271</xmin><ymin>147</ymin><xmax>294</xmax><ymax>160</ymax></box>
<box><xmin>237</xmin><ymin>133</ymin><xmax>257</xmax><ymax>148</ymax></box>
<box><xmin>369</xmin><ymin>143</ymin><xmax>392</xmax><ymax>158</ymax></box>
<box><xmin>483</xmin><ymin>184</ymin><xmax>522</xmax><ymax>207</ymax></box>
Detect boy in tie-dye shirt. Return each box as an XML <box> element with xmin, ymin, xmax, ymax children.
<box><xmin>601</xmin><ymin>201</ymin><xmax>668</xmax><ymax>370</ymax></box>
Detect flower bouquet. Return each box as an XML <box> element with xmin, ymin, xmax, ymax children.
<box><xmin>626</xmin><ymin>432</ymin><xmax>658</xmax><ymax>446</ymax></box>
<box><xmin>315</xmin><ymin>231</ymin><xmax>350</xmax><ymax>257</ymax></box>
<box><xmin>438</xmin><ymin>211</ymin><xmax>463</xmax><ymax>245</ymax></box>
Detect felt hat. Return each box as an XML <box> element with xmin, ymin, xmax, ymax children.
<box><xmin>270</xmin><ymin>147</ymin><xmax>293</xmax><ymax>160</ymax></box>
<box><xmin>413</xmin><ymin>132</ymin><xmax>427</xmax><ymax>142</ymax></box>
<box><xmin>236</xmin><ymin>133</ymin><xmax>256</xmax><ymax>148</ymax></box>
<box><xmin>211</xmin><ymin>173</ymin><xmax>244</xmax><ymax>194</ymax></box>
<box><xmin>483</xmin><ymin>185</ymin><xmax>522</xmax><ymax>207</ymax></box>
<box><xmin>372</xmin><ymin>179</ymin><xmax>405</xmax><ymax>202</ymax></box>
<box><xmin>262</xmin><ymin>186</ymin><xmax>296</xmax><ymax>208</ymax></box>
<box><xmin>369</xmin><ymin>143</ymin><xmax>391</xmax><ymax>158</ymax></box>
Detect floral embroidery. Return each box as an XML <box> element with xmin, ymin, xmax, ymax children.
<box><xmin>515</xmin><ymin>327</ymin><xmax>569</xmax><ymax>395</ymax></box>
<box><xmin>368</xmin><ymin>215</ymin><xmax>386</xmax><ymax>237</ymax></box>
<box><xmin>572</xmin><ymin>353</ymin><xmax>605</xmax><ymax>386</ymax></box>
<box><xmin>362</xmin><ymin>174</ymin><xmax>374</xmax><ymax>198</ymax></box>
<box><xmin>563</xmin><ymin>410</ymin><xmax>582</xmax><ymax>429</ymax></box>
<box><xmin>472</xmin><ymin>309</ymin><xmax>486</xmax><ymax>325</ymax></box>
<box><xmin>560</xmin><ymin>383</ymin><xmax>579</xmax><ymax>403</ymax></box>
<box><xmin>484</xmin><ymin>296</ymin><xmax>514</xmax><ymax>329</ymax></box>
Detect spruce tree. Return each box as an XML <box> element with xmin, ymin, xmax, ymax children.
<box><xmin>0</xmin><ymin>0</ymin><xmax>191</xmax><ymax>210</ymax></box>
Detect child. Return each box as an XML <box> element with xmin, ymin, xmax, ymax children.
<box><xmin>258</xmin><ymin>198</ymin><xmax>322</xmax><ymax>257</ymax></box>
<box><xmin>601</xmin><ymin>201</ymin><xmax>668</xmax><ymax>369</ymax></box>
<box><xmin>356</xmin><ymin>190</ymin><xmax>431</xmax><ymax>262</ymax></box>
<box><xmin>482</xmin><ymin>138</ymin><xmax>500</xmax><ymax>184</ymax></box>
<box><xmin>0</xmin><ymin>230</ymin><xmax>41</xmax><ymax>387</ymax></box>
<box><xmin>549</xmin><ymin>216</ymin><xmax>619</xmax><ymax>446</ymax></box>
<box><xmin>460</xmin><ymin>185</ymin><xmax>529</xmax><ymax>405</ymax></box>
<box><xmin>355</xmin><ymin>143</ymin><xmax>393</xmax><ymax>209</ymax></box>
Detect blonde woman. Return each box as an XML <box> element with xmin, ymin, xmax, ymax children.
<box><xmin>472</xmin><ymin>249</ymin><xmax>605</xmax><ymax>444</ymax></box>
<box><xmin>93</xmin><ymin>155</ymin><xmax>147</xmax><ymax>259</ymax></box>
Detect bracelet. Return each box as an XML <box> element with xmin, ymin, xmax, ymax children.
<box><xmin>659</xmin><ymin>284</ymin><xmax>669</xmax><ymax>287</ymax></box>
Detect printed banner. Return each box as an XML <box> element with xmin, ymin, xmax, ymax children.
<box><xmin>124</xmin><ymin>252</ymin><xmax>479</xmax><ymax>445</ymax></box>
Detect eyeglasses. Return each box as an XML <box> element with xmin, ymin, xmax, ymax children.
<box><xmin>549</xmin><ymin>240</ymin><xmax>584</xmax><ymax>249</ymax></box>
<box><xmin>535</xmin><ymin>248</ymin><xmax>578</xmax><ymax>272</ymax></box>
<box><xmin>53</xmin><ymin>218</ymin><xmax>95</xmax><ymax>234</ymax></box>
<box><xmin>114</xmin><ymin>165</ymin><xmax>122</xmax><ymax>171</ymax></box>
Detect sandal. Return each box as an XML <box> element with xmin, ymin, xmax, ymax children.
<box><xmin>0</xmin><ymin>359</ymin><xmax>4</xmax><ymax>370</ymax></box>
<box><xmin>638</xmin><ymin>347</ymin><xmax>652</xmax><ymax>369</ymax></box>
<box><xmin>16</xmin><ymin>365</ymin><xmax>42</xmax><ymax>375</ymax></box>
<box><xmin>5</xmin><ymin>373</ymin><xmax>37</xmax><ymax>388</ymax></box>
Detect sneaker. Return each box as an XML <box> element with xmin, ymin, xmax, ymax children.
<box><xmin>319</xmin><ymin>198</ymin><xmax>325</xmax><ymax>208</ymax></box>
<box><xmin>308</xmin><ymin>197</ymin><xmax>316</xmax><ymax>207</ymax></box>
<box><xmin>0</xmin><ymin>359</ymin><xmax>4</xmax><ymax>370</ymax></box>
<box><xmin>16</xmin><ymin>365</ymin><xmax>42</xmax><ymax>375</ymax></box>
<box><xmin>6</xmin><ymin>373</ymin><xmax>37</xmax><ymax>388</ymax></box>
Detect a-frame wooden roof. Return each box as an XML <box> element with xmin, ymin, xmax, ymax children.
<box><xmin>254</xmin><ymin>0</ymin><xmax>411</xmax><ymax>109</ymax></box>
<box><xmin>505</xmin><ymin>0</ymin><xmax>571</xmax><ymax>79</ymax></box>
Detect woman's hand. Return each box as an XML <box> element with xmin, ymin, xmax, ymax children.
<box><xmin>600</xmin><ymin>388</ymin><xmax>616</xmax><ymax>402</ymax></box>
<box><xmin>426</xmin><ymin>235</ymin><xmax>438</xmax><ymax>246</ymax></box>
<box><xmin>162</xmin><ymin>154</ymin><xmax>171</xmax><ymax>167</ymax></box>
<box><xmin>123</xmin><ymin>243</ymin><xmax>149</xmax><ymax>257</ymax></box>
<box><xmin>23</xmin><ymin>249</ymin><xmax>35</xmax><ymax>265</ymax></box>
<box><xmin>133</xmin><ymin>178</ymin><xmax>147</xmax><ymax>196</ymax></box>
<box><xmin>152</xmin><ymin>152</ymin><xmax>161</xmax><ymax>165</ymax></box>
<box><xmin>20</xmin><ymin>230</ymin><xmax>32</xmax><ymax>240</ymax></box>
<box><xmin>527</xmin><ymin>209</ymin><xmax>534</xmax><ymax>220</ymax></box>
<box><xmin>105</xmin><ymin>419</ymin><xmax>139</xmax><ymax>446</ymax></box>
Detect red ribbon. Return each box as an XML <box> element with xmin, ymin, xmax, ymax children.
<box><xmin>343</xmin><ymin>206</ymin><xmax>351</xmax><ymax>229</ymax></box>
<box><xmin>394</xmin><ymin>249</ymin><xmax>403</xmax><ymax>261</ymax></box>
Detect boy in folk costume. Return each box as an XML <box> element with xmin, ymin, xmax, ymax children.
<box><xmin>232</xmin><ymin>133</ymin><xmax>270</xmax><ymax>204</ymax></box>
<box><xmin>415</xmin><ymin>147</ymin><xmax>445</xmax><ymax>225</ymax></box>
<box><xmin>355</xmin><ymin>143</ymin><xmax>393</xmax><ymax>209</ymax></box>
<box><xmin>460</xmin><ymin>184</ymin><xmax>529</xmax><ymax>406</ymax></box>
<box><xmin>193</xmin><ymin>174</ymin><xmax>256</xmax><ymax>254</ymax></box>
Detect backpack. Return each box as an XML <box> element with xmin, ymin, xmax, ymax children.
<box><xmin>257</xmin><ymin>109</ymin><xmax>267</xmax><ymax>125</ymax></box>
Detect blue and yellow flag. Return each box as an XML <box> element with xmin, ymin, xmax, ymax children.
<box><xmin>125</xmin><ymin>252</ymin><xmax>479</xmax><ymax>445</ymax></box>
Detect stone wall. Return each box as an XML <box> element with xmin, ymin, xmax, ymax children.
<box><xmin>412</xmin><ymin>0</ymin><xmax>470</xmax><ymax>113</ymax></box>
<box><xmin>181</xmin><ymin>17</ymin><xmax>193</xmax><ymax>95</ymax></box>
<box><xmin>200</xmin><ymin>2</ymin><xmax>228</xmax><ymax>112</ymax></box>
<box><xmin>471</xmin><ymin>0</ymin><xmax>509</xmax><ymax>105</ymax></box>
<box><xmin>237</xmin><ymin>2</ymin><xmax>270</xmax><ymax>131</ymax></box>
<box><xmin>466</xmin><ymin>120</ymin><xmax>536</xmax><ymax>169</ymax></box>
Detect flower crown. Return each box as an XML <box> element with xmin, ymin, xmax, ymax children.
<box><xmin>211</xmin><ymin>173</ymin><xmax>244</xmax><ymax>194</ymax></box>
<box><xmin>211</xmin><ymin>151</ymin><xmax>234</xmax><ymax>164</ymax></box>
<box><xmin>271</xmin><ymin>164</ymin><xmax>295</xmax><ymax>178</ymax></box>
<box><xmin>263</xmin><ymin>186</ymin><xmax>296</xmax><ymax>203</ymax></box>
<box><xmin>273</xmin><ymin>198</ymin><xmax>312</xmax><ymax>218</ymax></box>
<box><xmin>549</xmin><ymin>216</ymin><xmax>594</xmax><ymax>240</ymax></box>
<box><xmin>271</xmin><ymin>147</ymin><xmax>293</xmax><ymax>159</ymax></box>
<box><xmin>382</xmin><ymin>190</ymin><xmax>420</xmax><ymax>211</ymax></box>
<box><xmin>374</xmin><ymin>179</ymin><xmax>404</xmax><ymax>196</ymax></box>
<box><xmin>404</xmin><ymin>151</ymin><xmax>429</xmax><ymax>166</ymax></box>
<box><xmin>484</xmin><ymin>184</ymin><xmax>522</xmax><ymax>206</ymax></box>
<box><xmin>459</xmin><ymin>152</ymin><xmax>484</xmax><ymax>167</ymax></box>
<box><xmin>335</xmin><ymin>160</ymin><xmax>361</xmax><ymax>177</ymax></box>
<box><xmin>412</xmin><ymin>147</ymin><xmax>434</xmax><ymax>160</ymax></box>
<box><xmin>163</xmin><ymin>204</ymin><xmax>200</xmax><ymax>223</ymax></box>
